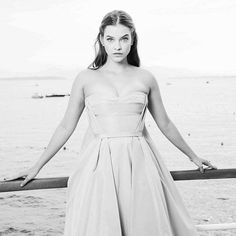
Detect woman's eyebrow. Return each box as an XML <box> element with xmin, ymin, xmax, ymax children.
<box><xmin>121</xmin><ymin>34</ymin><xmax>129</xmax><ymax>38</ymax></box>
<box><xmin>106</xmin><ymin>34</ymin><xmax>130</xmax><ymax>38</ymax></box>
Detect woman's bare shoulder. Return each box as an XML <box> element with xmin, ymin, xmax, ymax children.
<box><xmin>75</xmin><ymin>69</ymin><xmax>98</xmax><ymax>80</ymax></box>
<box><xmin>134</xmin><ymin>67</ymin><xmax>158</xmax><ymax>87</ymax></box>
<box><xmin>73</xmin><ymin>69</ymin><xmax>98</xmax><ymax>85</ymax></box>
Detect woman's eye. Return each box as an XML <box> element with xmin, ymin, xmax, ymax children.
<box><xmin>107</xmin><ymin>38</ymin><xmax>113</xmax><ymax>42</ymax></box>
<box><xmin>122</xmin><ymin>38</ymin><xmax>129</xmax><ymax>41</ymax></box>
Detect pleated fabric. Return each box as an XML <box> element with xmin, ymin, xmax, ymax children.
<box><xmin>63</xmin><ymin>91</ymin><xmax>199</xmax><ymax>236</ymax></box>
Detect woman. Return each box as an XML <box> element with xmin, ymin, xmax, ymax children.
<box><xmin>4</xmin><ymin>10</ymin><xmax>217</xmax><ymax>236</ymax></box>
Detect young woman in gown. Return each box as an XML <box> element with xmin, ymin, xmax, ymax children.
<box><xmin>4</xmin><ymin>10</ymin><xmax>217</xmax><ymax>236</ymax></box>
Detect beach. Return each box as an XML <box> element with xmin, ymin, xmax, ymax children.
<box><xmin>0</xmin><ymin>75</ymin><xmax>235</xmax><ymax>235</ymax></box>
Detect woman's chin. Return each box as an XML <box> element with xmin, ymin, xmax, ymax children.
<box><xmin>111</xmin><ymin>57</ymin><xmax>126</xmax><ymax>63</ymax></box>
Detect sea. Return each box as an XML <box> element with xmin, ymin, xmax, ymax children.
<box><xmin>0</xmin><ymin>75</ymin><xmax>235</xmax><ymax>235</ymax></box>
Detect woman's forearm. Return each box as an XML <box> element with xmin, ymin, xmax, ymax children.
<box><xmin>160</xmin><ymin>120</ymin><xmax>198</xmax><ymax>161</ymax></box>
<box><xmin>33</xmin><ymin>125</ymin><xmax>74</xmax><ymax>171</ymax></box>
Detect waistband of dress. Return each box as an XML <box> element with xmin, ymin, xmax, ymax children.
<box><xmin>94</xmin><ymin>131</ymin><xmax>143</xmax><ymax>139</ymax></box>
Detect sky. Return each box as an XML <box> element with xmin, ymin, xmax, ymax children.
<box><xmin>0</xmin><ymin>0</ymin><xmax>236</xmax><ymax>77</ymax></box>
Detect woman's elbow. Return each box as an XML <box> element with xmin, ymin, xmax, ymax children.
<box><xmin>60</xmin><ymin>119</ymin><xmax>77</xmax><ymax>135</ymax></box>
<box><xmin>158</xmin><ymin>117</ymin><xmax>172</xmax><ymax>133</ymax></box>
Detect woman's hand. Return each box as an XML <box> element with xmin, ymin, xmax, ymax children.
<box><xmin>190</xmin><ymin>156</ymin><xmax>217</xmax><ymax>173</ymax></box>
<box><xmin>2</xmin><ymin>166</ymin><xmax>41</xmax><ymax>187</ymax></box>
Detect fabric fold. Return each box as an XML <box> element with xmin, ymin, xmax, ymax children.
<box><xmin>64</xmin><ymin>92</ymin><xmax>198</xmax><ymax>236</ymax></box>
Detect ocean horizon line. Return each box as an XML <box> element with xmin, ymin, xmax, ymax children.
<box><xmin>166</xmin><ymin>75</ymin><xmax>236</xmax><ymax>79</ymax></box>
<box><xmin>0</xmin><ymin>76</ymin><xmax>67</xmax><ymax>81</ymax></box>
<box><xmin>0</xmin><ymin>74</ymin><xmax>236</xmax><ymax>81</ymax></box>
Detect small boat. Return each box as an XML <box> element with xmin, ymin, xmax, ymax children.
<box><xmin>32</xmin><ymin>93</ymin><xmax>44</xmax><ymax>99</ymax></box>
<box><xmin>45</xmin><ymin>94</ymin><xmax>65</xmax><ymax>98</ymax></box>
<box><xmin>45</xmin><ymin>93</ymin><xmax>70</xmax><ymax>98</ymax></box>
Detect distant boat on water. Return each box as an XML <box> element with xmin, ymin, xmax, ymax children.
<box><xmin>45</xmin><ymin>93</ymin><xmax>70</xmax><ymax>98</ymax></box>
<box><xmin>31</xmin><ymin>93</ymin><xmax>70</xmax><ymax>99</ymax></box>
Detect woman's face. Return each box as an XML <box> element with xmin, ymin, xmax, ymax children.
<box><xmin>100</xmin><ymin>24</ymin><xmax>133</xmax><ymax>63</ymax></box>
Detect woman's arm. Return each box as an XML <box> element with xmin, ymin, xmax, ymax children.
<box><xmin>147</xmin><ymin>73</ymin><xmax>217</xmax><ymax>172</ymax></box>
<box><xmin>33</xmin><ymin>73</ymin><xmax>85</xmax><ymax>171</ymax></box>
<box><xmin>3</xmin><ymin>71</ymin><xmax>86</xmax><ymax>186</ymax></box>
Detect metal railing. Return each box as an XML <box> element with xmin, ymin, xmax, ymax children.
<box><xmin>1</xmin><ymin>168</ymin><xmax>236</xmax><ymax>232</ymax></box>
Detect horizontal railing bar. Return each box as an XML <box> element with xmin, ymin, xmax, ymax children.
<box><xmin>196</xmin><ymin>223</ymin><xmax>236</xmax><ymax>231</ymax></box>
<box><xmin>0</xmin><ymin>168</ymin><xmax>235</xmax><ymax>193</ymax></box>
<box><xmin>0</xmin><ymin>177</ymin><xmax>68</xmax><ymax>193</ymax></box>
<box><xmin>171</xmin><ymin>168</ymin><xmax>236</xmax><ymax>181</ymax></box>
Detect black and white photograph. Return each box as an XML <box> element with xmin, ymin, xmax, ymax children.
<box><xmin>0</xmin><ymin>1</ymin><xmax>236</xmax><ymax>235</ymax></box>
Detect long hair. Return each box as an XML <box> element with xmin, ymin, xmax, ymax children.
<box><xmin>88</xmin><ymin>10</ymin><xmax>140</xmax><ymax>70</ymax></box>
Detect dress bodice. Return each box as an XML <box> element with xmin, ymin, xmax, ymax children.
<box><xmin>85</xmin><ymin>91</ymin><xmax>148</xmax><ymax>138</ymax></box>
<box><xmin>65</xmin><ymin>91</ymin><xmax>198</xmax><ymax>236</ymax></box>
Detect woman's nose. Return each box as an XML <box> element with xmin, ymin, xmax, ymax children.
<box><xmin>114</xmin><ymin>41</ymin><xmax>121</xmax><ymax>50</ymax></box>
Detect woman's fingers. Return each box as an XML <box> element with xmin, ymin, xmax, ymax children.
<box><xmin>202</xmin><ymin>159</ymin><xmax>217</xmax><ymax>169</ymax></box>
<box><xmin>20</xmin><ymin>169</ymin><xmax>39</xmax><ymax>187</ymax></box>
<box><xmin>20</xmin><ymin>176</ymin><xmax>32</xmax><ymax>187</ymax></box>
<box><xmin>198</xmin><ymin>165</ymin><xmax>204</xmax><ymax>173</ymax></box>
<box><xmin>2</xmin><ymin>171</ymin><xmax>27</xmax><ymax>181</ymax></box>
<box><xmin>195</xmin><ymin>159</ymin><xmax>217</xmax><ymax>173</ymax></box>
<box><xmin>1</xmin><ymin>167</ymin><xmax>39</xmax><ymax>187</ymax></box>
<box><xmin>192</xmin><ymin>157</ymin><xmax>217</xmax><ymax>173</ymax></box>
<box><xmin>193</xmin><ymin>159</ymin><xmax>204</xmax><ymax>173</ymax></box>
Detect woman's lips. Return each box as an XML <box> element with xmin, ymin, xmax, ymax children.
<box><xmin>113</xmin><ymin>53</ymin><xmax>123</xmax><ymax>56</ymax></box>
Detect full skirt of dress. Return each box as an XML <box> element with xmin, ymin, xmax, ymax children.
<box><xmin>63</xmin><ymin>92</ymin><xmax>199</xmax><ymax>236</ymax></box>
<box><xmin>63</xmin><ymin>126</ymin><xmax>198</xmax><ymax>236</ymax></box>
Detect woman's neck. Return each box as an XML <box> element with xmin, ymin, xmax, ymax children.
<box><xmin>101</xmin><ymin>58</ymin><xmax>129</xmax><ymax>74</ymax></box>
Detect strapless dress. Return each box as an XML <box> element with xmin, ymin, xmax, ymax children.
<box><xmin>63</xmin><ymin>91</ymin><xmax>198</xmax><ymax>236</ymax></box>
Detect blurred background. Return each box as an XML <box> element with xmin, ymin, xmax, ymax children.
<box><xmin>1</xmin><ymin>0</ymin><xmax>236</xmax><ymax>78</ymax></box>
